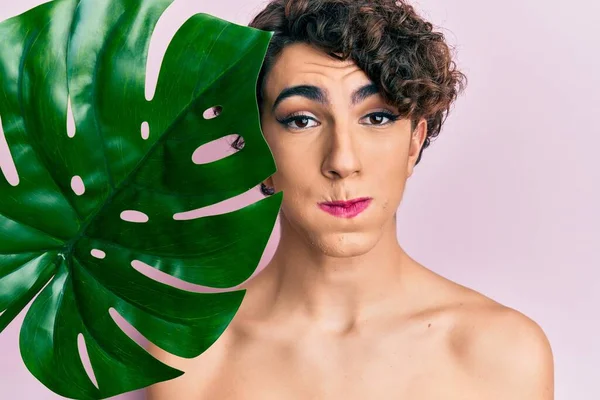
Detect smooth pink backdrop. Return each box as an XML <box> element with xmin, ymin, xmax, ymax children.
<box><xmin>1</xmin><ymin>0</ymin><xmax>598</xmax><ymax>398</ymax></box>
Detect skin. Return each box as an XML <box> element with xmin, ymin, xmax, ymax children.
<box><xmin>146</xmin><ymin>42</ymin><xmax>554</xmax><ymax>399</ymax></box>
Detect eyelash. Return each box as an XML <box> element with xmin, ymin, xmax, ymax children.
<box><xmin>277</xmin><ymin>111</ymin><xmax>400</xmax><ymax>131</ymax></box>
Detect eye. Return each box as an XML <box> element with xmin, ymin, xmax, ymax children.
<box><xmin>361</xmin><ymin>111</ymin><xmax>399</xmax><ymax>126</ymax></box>
<box><xmin>277</xmin><ymin>114</ymin><xmax>320</xmax><ymax>130</ymax></box>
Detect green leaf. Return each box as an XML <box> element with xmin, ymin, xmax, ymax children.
<box><xmin>0</xmin><ymin>0</ymin><xmax>281</xmax><ymax>398</ymax></box>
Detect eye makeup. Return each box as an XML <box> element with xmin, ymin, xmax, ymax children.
<box><xmin>276</xmin><ymin>110</ymin><xmax>401</xmax><ymax>131</ymax></box>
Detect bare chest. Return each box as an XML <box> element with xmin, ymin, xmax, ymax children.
<box><xmin>193</xmin><ymin>335</ymin><xmax>481</xmax><ymax>400</ymax></box>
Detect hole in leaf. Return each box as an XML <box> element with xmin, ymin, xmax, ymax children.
<box><xmin>120</xmin><ymin>210</ymin><xmax>149</xmax><ymax>223</ymax></box>
<box><xmin>0</xmin><ymin>114</ymin><xmax>19</xmax><ymax>186</ymax></box>
<box><xmin>77</xmin><ymin>333</ymin><xmax>99</xmax><ymax>389</ymax></box>
<box><xmin>67</xmin><ymin>95</ymin><xmax>76</xmax><ymax>138</ymax></box>
<box><xmin>192</xmin><ymin>134</ymin><xmax>243</xmax><ymax>165</ymax></box>
<box><xmin>90</xmin><ymin>249</ymin><xmax>106</xmax><ymax>259</ymax></box>
<box><xmin>108</xmin><ymin>308</ymin><xmax>149</xmax><ymax>348</ymax></box>
<box><xmin>202</xmin><ymin>105</ymin><xmax>222</xmax><ymax>120</ymax></box>
<box><xmin>144</xmin><ymin>1</ymin><xmax>185</xmax><ymax>102</ymax></box>
<box><xmin>231</xmin><ymin>135</ymin><xmax>245</xmax><ymax>151</ymax></box>
<box><xmin>131</xmin><ymin>260</ymin><xmax>220</xmax><ymax>292</ymax></box>
<box><xmin>173</xmin><ymin>185</ymin><xmax>258</xmax><ymax>221</ymax></box>
<box><xmin>141</xmin><ymin>121</ymin><xmax>149</xmax><ymax>140</ymax></box>
<box><xmin>71</xmin><ymin>175</ymin><xmax>85</xmax><ymax>196</ymax></box>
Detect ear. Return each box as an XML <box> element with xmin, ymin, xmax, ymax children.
<box><xmin>262</xmin><ymin>176</ymin><xmax>274</xmax><ymax>188</ymax></box>
<box><xmin>407</xmin><ymin>118</ymin><xmax>427</xmax><ymax>178</ymax></box>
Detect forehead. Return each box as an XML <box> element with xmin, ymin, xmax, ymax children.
<box><xmin>264</xmin><ymin>43</ymin><xmax>370</xmax><ymax>97</ymax></box>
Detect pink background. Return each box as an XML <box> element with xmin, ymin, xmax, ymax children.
<box><xmin>1</xmin><ymin>0</ymin><xmax>598</xmax><ymax>398</ymax></box>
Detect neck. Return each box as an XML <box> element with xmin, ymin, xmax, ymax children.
<box><xmin>246</xmin><ymin>214</ymin><xmax>415</xmax><ymax>335</ymax></box>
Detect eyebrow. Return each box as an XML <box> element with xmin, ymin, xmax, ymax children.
<box><xmin>271</xmin><ymin>83</ymin><xmax>380</xmax><ymax>112</ymax></box>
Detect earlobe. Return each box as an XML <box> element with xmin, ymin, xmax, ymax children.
<box><xmin>262</xmin><ymin>176</ymin><xmax>274</xmax><ymax>188</ymax></box>
<box><xmin>260</xmin><ymin>177</ymin><xmax>275</xmax><ymax>196</ymax></box>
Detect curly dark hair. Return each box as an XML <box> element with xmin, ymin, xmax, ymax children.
<box><xmin>232</xmin><ymin>0</ymin><xmax>467</xmax><ymax>169</ymax></box>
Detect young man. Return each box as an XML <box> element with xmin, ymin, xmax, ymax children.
<box><xmin>148</xmin><ymin>1</ymin><xmax>554</xmax><ymax>398</ymax></box>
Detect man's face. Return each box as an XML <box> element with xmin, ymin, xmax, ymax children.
<box><xmin>259</xmin><ymin>42</ymin><xmax>426</xmax><ymax>258</ymax></box>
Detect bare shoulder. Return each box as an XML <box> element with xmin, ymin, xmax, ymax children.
<box><xmin>446</xmin><ymin>287</ymin><xmax>554</xmax><ymax>399</ymax></box>
<box><xmin>144</xmin><ymin>342</ymin><xmax>194</xmax><ymax>399</ymax></box>
<box><xmin>145</xmin><ymin>331</ymin><xmax>231</xmax><ymax>399</ymax></box>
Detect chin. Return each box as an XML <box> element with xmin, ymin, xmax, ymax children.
<box><xmin>308</xmin><ymin>231</ymin><xmax>381</xmax><ymax>258</ymax></box>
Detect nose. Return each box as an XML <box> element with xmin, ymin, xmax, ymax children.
<box><xmin>321</xmin><ymin>122</ymin><xmax>362</xmax><ymax>180</ymax></box>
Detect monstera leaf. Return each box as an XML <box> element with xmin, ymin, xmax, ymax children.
<box><xmin>0</xmin><ymin>0</ymin><xmax>281</xmax><ymax>398</ymax></box>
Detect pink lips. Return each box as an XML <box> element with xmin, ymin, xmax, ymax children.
<box><xmin>318</xmin><ymin>198</ymin><xmax>372</xmax><ymax>218</ymax></box>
